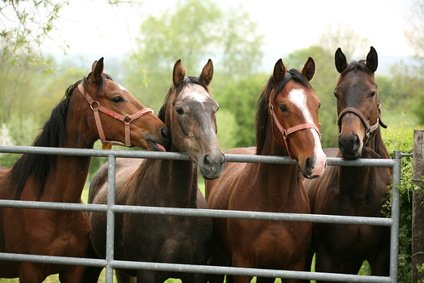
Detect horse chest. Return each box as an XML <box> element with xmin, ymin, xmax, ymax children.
<box><xmin>123</xmin><ymin>214</ymin><xmax>211</xmax><ymax>261</ymax></box>
<box><xmin>230</xmin><ymin>220</ymin><xmax>310</xmax><ymax>265</ymax></box>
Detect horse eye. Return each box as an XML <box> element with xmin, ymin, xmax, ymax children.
<box><xmin>279</xmin><ymin>104</ymin><xmax>289</xmax><ymax>113</ymax></box>
<box><xmin>369</xmin><ymin>91</ymin><xmax>376</xmax><ymax>97</ymax></box>
<box><xmin>175</xmin><ymin>107</ymin><xmax>184</xmax><ymax>115</ymax></box>
<box><xmin>111</xmin><ymin>96</ymin><xmax>124</xmax><ymax>103</ymax></box>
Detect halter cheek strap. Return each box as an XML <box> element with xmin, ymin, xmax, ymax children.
<box><xmin>78</xmin><ymin>84</ymin><xmax>153</xmax><ymax>148</ymax></box>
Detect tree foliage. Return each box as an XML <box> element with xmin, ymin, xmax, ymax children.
<box><xmin>216</xmin><ymin>74</ymin><xmax>268</xmax><ymax>147</ymax></box>
<box><xmin>406</xmin><ymin>0</ymin><xmax>424</xmax><ymax>61</ymax></box>
<box><xmin>0</xmin><ymin>0</ymin><xmax>67</xmax><ymax>64</ymax></box>
<box><xmin>124</xmin><ymin>0</ymin><xmax>263</xmax><ymax>111</ymax></box>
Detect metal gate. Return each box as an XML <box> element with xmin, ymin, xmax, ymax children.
<box><xmin>0</xmin><ymin>145</ymin><xmax>402</xmax><ymax>282</ymax></box>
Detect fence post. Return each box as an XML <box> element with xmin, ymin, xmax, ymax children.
<box><xmin>413</xmin><ymin>130</ymin><xmax>424</xmax><ymax>283</ymax></box>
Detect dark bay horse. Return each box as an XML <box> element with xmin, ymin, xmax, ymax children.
<box><xmin>206</xmin><ymin>58</ymin><xmax>327</xmax><ymax>283</ymax></box>
<box><xmin>0</xmin><ymin>58</ymin><xmax>169</xmax><ymax>283</ymax></box>
<box><xmin>87</xmin><ymin>59</ymin><xmax>224</xmax><ymax>283</ymax></box>
<box><xmin>305</xmin><ymin>47</ymin><xmax>392</xmax><ymax>281</ymax></box>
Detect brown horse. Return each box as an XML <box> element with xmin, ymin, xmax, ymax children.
<box><xmin>304</xmin><ymin>46</ymin><xmax>392</xmax><ymax>281</ymax></box>
<box><xmin>206</xmin><ymin>58</ymin><xmax>327</xmax><ymax>283</ymax></box>
<box><xmin>86</xmin><ymin>59</ymin><xmax>224</xmax><ymax>283</ymax></box>
<box><xmin>0</xmin><ymin>58</ymin><xmax>169</xmax><ymax>283</ymax></box>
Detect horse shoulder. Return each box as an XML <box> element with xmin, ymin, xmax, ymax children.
<box><xmin>0</xmin><ymin>168</ymin><xmax>13</xmax><ymax>199</ymax></box>
<box><xmin>206</xmin><ymin>160</ymin><xmax>249</xmax><ymax>210</ymax></box>
<box><xmin>304</xmin><ymin>166</ymin><xmax>341</xmax><ymax>214</ymax></box>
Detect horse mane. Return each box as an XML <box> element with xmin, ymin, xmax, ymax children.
<box><xmin>255</xmin><ymin>69</ymin><xmax>312</xmax><ymax>154</ymax></box>
<box><xmin>10</xmin><ymin>72</ymin><xmax>112</xmax><ymax>199</ymax></box>
<box><xmin>10</xmin><ymin>81</ymin><xmax>77</xmax><ymax>199</ymax></box>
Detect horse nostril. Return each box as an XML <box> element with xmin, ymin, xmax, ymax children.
<box><xmin>204</xmin><ymin>155</ymin><xmax>212</xmax><ymax>166</ymax></box>
<box><xmin>161</xmin><ymin>127</ymin><xmax>170</xmax><ymax>140</ymax></box>
<box><xmin>306</xmin><ymin>157</ymin><xmax>315</xmax><ymax>172</ymax></box>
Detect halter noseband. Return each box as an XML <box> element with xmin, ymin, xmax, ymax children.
<box><xmin>337</xmin><ymin>107</ymin><xmax>379</xmax><ymax>141</ymax></box>
<box><xmin>268</xmin><ymin>72</ymin><xmax>320</xmax><ymax>158</ymax></box>
<box><xmin>78</xmin><ymin>84</ymin><xmax>153</xmax><ymax>148</ymax></box>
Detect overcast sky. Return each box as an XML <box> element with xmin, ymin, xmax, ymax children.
<box><xmin>43</xmin><ymin>0</ymin><xmax>414</xmax><ymax>65</ymax></box>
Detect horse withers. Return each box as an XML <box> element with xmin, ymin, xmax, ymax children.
<box><xmin>0</xmin><ymin>58</ymin><xmax>169</xmax><ymax>283</ymax></box>
<box><xmin>206</xmin><ymin>57</ymin><xmax>326</xmax><ymax>283</ymax></box>
<box><xmin>305</xmin><ymin>47</ymin><xmax>392</xmax><ymax>281</ymax></box>
<box><xmin>86</xmin><ymin>59</ymin><xmax>224</xmax><ymax>283</ymax></box>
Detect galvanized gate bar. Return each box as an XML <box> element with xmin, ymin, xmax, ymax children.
<box><xmin>0</xmin><ymin>145</ymin><xmax>396</xmax><ymax>166</ymax></box>
<box><xmin>0</xmin><ymin>145</ymin><xmax>401</xmax><ymax>283</ymax></box>
<box><xmin>0</xmin><ymin>199</ymin><xmax>392</xmax><ymax>226</ymax></box>
<box><xmin>390</xmin><ymin>151</ymin><xmax>401</xmax><ymax>281</ymax></box>
<box><xmin>106</xmin><ymin>155</ymin><xmax>116</xmax><ymax>282</ymax></box>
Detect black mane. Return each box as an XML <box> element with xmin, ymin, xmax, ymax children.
<box><xmin>10</xmin><ymin>71</ymin><xmax>116</xmax><ymax>199</ymax></box>
<box><xmin>10</xmin><ymin>81</ymin><xmax>79</xmax><ymax>199</ymax></box>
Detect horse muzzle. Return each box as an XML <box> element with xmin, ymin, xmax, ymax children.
<box><xmin>300</xmin><ymin>151</ymin><xmax>327</xmax><ymax>179</ymax></box>
<box><xmin>339</xmin><ymin>132</ymin><xmax>363</xmax><ymax>160</ymax></box>
<box><xmin>199</xmin><ymin>152</ymin><xmax>225</xmax><ymax>180</ymax></box>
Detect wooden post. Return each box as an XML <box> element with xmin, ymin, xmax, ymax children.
<box><xmin>413</xmin><ymin>130</ymin><xmax>424</xmax><ymax>283</ymax></box>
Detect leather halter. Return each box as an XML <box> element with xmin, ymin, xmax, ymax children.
<box><xmin>337</xmin><ymin>107</ymin><xmax>379</xmax><ymax>141</ymax></box>
<box><xmin>77</xmin><ymin>84</ymin><xmax>153</xmax><ymax>147</ymax></box>
<box><xmin>268</xmin><ymin>72</ymin><xmax>320</xmax><ymax>158</ymax></box>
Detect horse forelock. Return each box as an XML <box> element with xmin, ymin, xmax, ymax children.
<box><xmin>288</xmin><ymin>69</ymin><xmax>312</xmax><ymax>88</ymax></box>
<box><xmin>83</xmin><ymin>73</ymin><xmax>114</xmax><ymax>97</ymax></box>
<box><xmin>341</xmin><ymin>61</ymin><xmax>374</xmax><ymax>77</ymax></box>
<box><xmin>10</xmin><ymin>80</ymin><xmax>81</xmax><ymax>199</ymax></box>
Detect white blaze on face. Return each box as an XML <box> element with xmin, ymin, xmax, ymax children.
<box><xmin>180</xmin><ymin>84</ymin><xmax>209</xmax><ymax>104</ymax></box>
<box><xmin>117</xmin><ymin>83</ymin><xmax>128</xmax><ymax>92</ymax></box>
<box><xmin>288</xmin><ymin>88</ymin><xmax>326</xmax><ymax>176</ymax></box>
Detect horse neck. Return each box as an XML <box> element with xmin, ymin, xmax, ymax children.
<box><xmin>139</xmin><ymin>158</ymin><xmax>199</xmax><ymax>208</ymax></box>
<box><xmin>253</xmin><ymin>125</ymin><xmax>303</xmax><ymax>208</ymax></box>
<box><xmin>338</xmin><ymin>128</ymin><xmax>390</xmax><ymax>199</ymax></box>
<box><xmin>39</xmin><ymin>95</ymin><xmax>96</xmax><ymax>203</ymax></box>
<box><xmin>364</xmin><ymin>128</ymin><xmax>390</xmax><ymax>159</ymax></box>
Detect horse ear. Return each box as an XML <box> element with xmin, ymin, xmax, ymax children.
<box><xmin>365</xmin><ymin>46</ymin><xmax>378</xmax><ymax>73</ymax></box>
<box><xmin>335</xmin><ymin>48</ymin><xmax>348</xmax><ymax>73</ymax></box>
<box><xmin>302</xmin><ymin>57</ymin><xmax>315</xmax><ymax>81</ymax></box>
<box><xmin>91</xmin><ymin>57</ymin><xmax>104</xmax><ymax>82</ymax></box>
<box><xmin>200</xmin><ymin>59</ymin><xmax>214</xmax><ymax>86</ymax></box>
<box><xmin>173</xmin><ymin>59</ymin><xmax>185</xmax><ymax>87</ymax></box>
<box><xmin>272</xmin><ymin>59</ymin><xmax>286</xmax><ymax>86</ymax></box>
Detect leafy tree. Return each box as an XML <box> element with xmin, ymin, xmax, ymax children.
<box><xmin>216</xmin><ymin>74</ymin><xmax>268</xmax><ymax>147</ymax></box>
<box><xmin>318</xmin><ymin>26</ymin><xmax>368</xmax><ymax>60</ymax></box>
<box><xmin>405</xmin><ymin>0</ymin><xmax>424</xmax><ymax>123</ymax></box>
<box><xmin>124</xmin><ymin>0</ymin><xmax>263</xmax><ymax>111</ymax></box>
<box><xmin>0</xmin><ymin>0</ymin><xmax>67</xmax><ymax>64</ymax></box>
<box><xmin>406</xmin><ymin>0</ymin><xmax>424</xmax><ymax>61</ymax></box>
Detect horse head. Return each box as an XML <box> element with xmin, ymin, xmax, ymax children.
<box><xmin>266</xmin><ymin>58</ymin><xmax>326</xmax><ymax>178</ymax></box>
<box><xmin>77</xmin><ymin>57</ymin><xmax>169</xmax><ymax>150</ymax></box>
<box><xmin>334</xmin><ymin>46</ymin><xmax>384</xmax><ymax>159</ymax></box>
<box><xmin>160</xmin><ymin>59</ymin><xmax>224</xmax><ymax>179</ymax></box>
